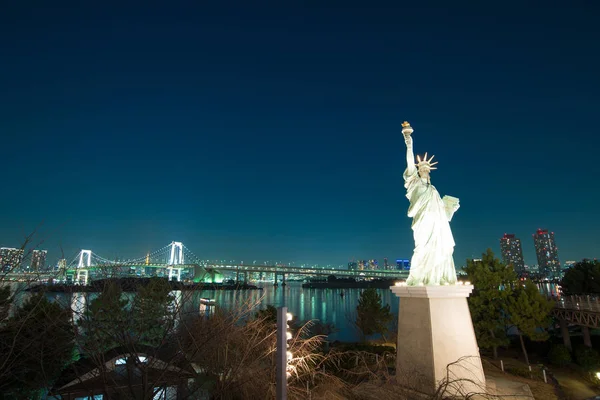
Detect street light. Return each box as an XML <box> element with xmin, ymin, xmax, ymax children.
<box><xmin>276</xmin><ymin>307</ymin><xmax>293</xmax><ymax>399</ymax></box>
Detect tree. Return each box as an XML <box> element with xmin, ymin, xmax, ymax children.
<box><xmin>356</xmin><ymin>288</ymin><xmax>393</xmax><ymax>341</ymax></box>
<box><xmin>0</xmin><ymin>293</ymin><xmax>75</xmax><ymax>398</ymax></box>
<box><xmin>131</xmin><ymin>277</ymin><xmax>175</xmax><ymax>346</ymax></box>
<box><xmin>78</xmin><ymin>281</ymin><xmax>130</xmax><ymax>355</ymax></box>
<box><xmin>464</xmin><ymin>249</ymin><xmax>516</xmax><ymax>359</ymax></box>
<box><xmin>506</xmin><ymin>280</ymin><xmax>554</xmax><ymax>365</ymax></box>
<box><xmin>560</xmin><ymin>260</ymin><xmax>600</xmax><ymax>295</ymax></box>
<box><xmin>74</xmin><ymin>280</ymin><xmax>189</xmax><ymax>399</ymax></box>
<box><xmin>0</xmin><ymin>286</ymin><xmax>11</xmax><ymax>321</ymax></box>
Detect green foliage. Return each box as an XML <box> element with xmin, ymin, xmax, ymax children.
<box><xmin>356</xmin><ymin>288</ymin><xmax>393</xmax><ymax>341</ymax></box>
<box><xmin>464</xmin><ymin>249</ymin><xmax>516</xmax><ymax>357</ymax></box>
<box><xmin>131</xmin><ymin>277</ymin><xmax>175</xmax><ymax>346</ymax></box>
<box><xmin>80</xmin><ymin>279</ymin><xmax>176</xmax><ymax>353</ymax></box>
<box><xmin>575</xmin><ymin>346</ymin><xmax>600</xmax><ymax>371</ymax></box>
<box><xmin>0</xmin><ymin>293</ymin><xmax>75</xmax><ymax>398</ymax></box>
<box><xmin>78</xmin><ymin>282</ymin><xmax>130</xmax><ymax>354</ymax></box>
<box><xmin>505</xmin><ymin>365</ymin><xmax>531</xmax><ymax>378</ymax></box>
<box><xmin>508</xmin><ymin>281</ymin><xmax>553</xmax><ymax>340</ymax></box>
<box><xmin>507</xmin><ymin>280</ymin><xmax>554</xmax><ymax>364</ymax></box>
<box><xmin>0</xmin><ymin>285</ymin><xmax>11</xmax><ymax>322</ymax></box>
<box><xmin>560</xmin><ymin>260</ymin><xmax>600</xmax><ymax>295</ymax></box>
<box><xmin>548</xmin><ymin>344</ymin><xmax>572</xmax><ymax>366</ymax></box>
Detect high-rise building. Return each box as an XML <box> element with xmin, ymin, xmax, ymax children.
<box><xmin>396</xmin><ymin>259</ymin><xmax>410</xmax><ymax>270</ymax></box>
<box><xmin>499</xmin><ymin>234</ymin><xmax>525</xmax><ymax>274</ymax></box>
<box><xmin>31</xmin><ymin>249</ymin><xmax>48</xmax><ymax>271</ymax></box>
<box><xmin>533</xmin><ymin>229</ymin><xmax>560</xmax><ymax>278</ymax></box>
<box><xmin>368</xmin><ymin>259</ymin><xmax>378</xmax><ymax>270</ymax></box>
<box><xmin>383</xmin><ymin>258</ymin><xmax>389</xmax><ymax>270</ymax></box>
<box><xmin>0</xmin><ymin>247</ymin><xmax>24</xmax><ymax>272</ymax></box>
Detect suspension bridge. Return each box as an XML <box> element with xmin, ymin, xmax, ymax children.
<box><xmin>55</xmin><ymin>241</ymin><xmax>409</xmax><ymax>285</ymax></box>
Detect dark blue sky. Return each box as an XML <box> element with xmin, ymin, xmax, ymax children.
<box><xmin>1</xmin><ymin>2</ymin><xmax>599</xmax><ymax>267</ymax></box>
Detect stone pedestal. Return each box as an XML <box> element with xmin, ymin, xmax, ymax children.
<box><xmin>390</xmin><ymin>284</ymin><xmax>486</xmax><ymax>397</ymax></box>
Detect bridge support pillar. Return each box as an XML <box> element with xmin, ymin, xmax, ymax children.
<box><xmin>168</xmin><ymin>267</ymin><xmax>182</xmax><ymax>282</ymax></box>
<box><xmin>559</xmin><ymin>318</ymin><xmax>572</xmax><ymax>351</ymax></box>
<box><xmin>274</xmin><ymin>272</ymin><xmax>278</xmax><ymax>286</ymax></box>
<box><xmin>281</xmin><ymin>273</ymin><xmax>286</xmax><ymax>286</ymax></box>
<box><xmin>582</xmin><ymin>326</ymin><xmax>592</xmax><ymax>348</ymax></box>
<box><xmin>76</xmin><ymin>269</ymin><xmax>89</xmax><ymax>286</ymax></box>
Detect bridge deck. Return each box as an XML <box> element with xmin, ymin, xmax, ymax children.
<box><xmin>64</xmin><ymin>263</ymin><xmax>410</xmax><ymax>279</ymax></box>
<box><xmin>552</xmin><ymin>296</ymin><xmax>600</xmax><ymax>328</ymax></box>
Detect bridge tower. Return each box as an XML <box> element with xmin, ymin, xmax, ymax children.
<box><xmin>78</xmin><ymin>250</ymin><xmax>92</xmax><ymax>269</ymax></box>
<box><xmin>76</xmin><ymin>250</ymin><xmax>92</xmax><ymax>285</ymax></box>
<box><xmin>168</xmin><ymin>242</ymin><xmax>184</xmax><ymax>282</ymax></box>
<box><xmin>168</xmin><ymin>242</ymin><xmax>184</xmax><ymax>265</ymax></box>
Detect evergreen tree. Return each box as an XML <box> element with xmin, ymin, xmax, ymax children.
<box><xmin>507</xmin><ymin>280</ymin><xmax>554</xmax><ymax>365</ymax></box>
<box><xmin>560</xmin><ymin>260</ymin><xmax>600</xmax><ymax>295</ymax></box>
<box><xmin>0</xmin><ymin>293</ymin><xmax>74</xmax><ymax>398</ymax></box>
<box><xmin>78</xmin><ymin>281</ymin><xmax>130</xmax><ymax>354</ymax></box>
<box><xmin>464</xmin><ymin>249</ymin><xmax>516</xmax><ymax>359</ymax></box>
<box><xmin>356</xmin><ymin>288</ymin><xmax>393</xmax><ymax>341</ymax></box>
<box><xmin>131</xmin><ymin>277</ymin><xmax>175</xmax><ymax>346</ymax></box>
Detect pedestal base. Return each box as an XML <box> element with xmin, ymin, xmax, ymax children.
<box><xmin>390</xmin><ymin>284</ymin><xmax>486</xmax><ymax>397</ymax></box>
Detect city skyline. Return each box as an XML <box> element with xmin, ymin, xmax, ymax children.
<box><xmin>1</xmin><ymin>3</ymin><xmax>599</xmax><ymax>266</ymax></box>
<box><xmin>0</xmin><ymin>225</ymin><xmax>586</xmax><ymax>270</ymax></box>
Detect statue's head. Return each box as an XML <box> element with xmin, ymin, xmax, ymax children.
<box><xmin>416</xmin><ymin>153</ymin><xmax>437</xmax><ymax>183</ymax></box>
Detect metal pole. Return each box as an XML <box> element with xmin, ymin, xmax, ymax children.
<box><xmin>276</xmin><ymin>306</ymin><xmax>288</xmax><ymax>400</ymax></box>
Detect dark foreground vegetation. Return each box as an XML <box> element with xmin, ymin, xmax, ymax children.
<box><xmin>2</xmin><ymin>253</ymin><xmax>600</xmax><ymax>399</ymax></box>
<box><xmin>465</xmin><ymin>251</ymin><xmax>600</xmax><ymax>397</ymax></box>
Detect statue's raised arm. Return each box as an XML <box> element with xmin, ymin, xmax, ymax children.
<box><xmin>402</xmin><ymin>121</ymin><xmax>416</xmax><ymax>176</ymax></box>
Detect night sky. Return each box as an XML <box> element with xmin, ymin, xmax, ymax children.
<box><xmin>1</xmin><ymin>2</ymin><xmax>599</xmax><ymax>267</ymax></box>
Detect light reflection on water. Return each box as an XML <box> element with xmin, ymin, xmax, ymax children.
<box><xmin>538</xmin><ymin>282</ymin><xmax>561</xmax><ymax>297</ymax></box>
<box><xmin>5</xmin><ymin>282</ymin><xmax>562</xmax><ymax>342</ymax></box>
<box><xmin>7</xmin><ymin>282</ymin><xmax>399</xmax><ymax>342</ymax></box>
<box><xmin>179</xmin><ymin>283</ymin><xmax>399</xmax><ymax>341</ymax></box>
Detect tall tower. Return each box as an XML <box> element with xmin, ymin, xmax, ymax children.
<box><xmin>533</xmin><ymin>229</ymin><xmax>560</xmax><ymax>278</ymax></box>
<box><xmin>57</xmin><ymin>259</ymin><xmax>67</xmax><ymax>274</ymax></box>
<box><xmin>499</xmin><ymin>234</ymin><xmax>525</xmax><ymax>274</ymax></box>
<box><xmin>31</xmin><ymin>249</ymin><xmax>48</xmax><ymax>272</ymax></box>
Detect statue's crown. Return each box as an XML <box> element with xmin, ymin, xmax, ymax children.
<box><xmin>416</xmin><ymin>152</ymin><xmax>438</xmax><ymax>170</ymax></box>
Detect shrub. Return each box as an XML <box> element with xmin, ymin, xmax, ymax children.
<box><xmin>548</xmin><ymin>344</ymin><xmax>572</xmax><ymax>366</ymax></box>
<box><xmin>575</xmin><ymin>346</ymin><xmax>600</xmax><ymax>370</ymax></box>
<box><xmin>506</xmin><ymin>365</ymin><xmax>531</xmax><ymax>378</ymax></box>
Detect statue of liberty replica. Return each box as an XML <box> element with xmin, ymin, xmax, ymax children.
<box><xmin>391</xmin><ymin>121</ymin><xmax>486</xmax><ymax>396</ymax></box>
<box><xmin>401</xmin><ymin>121</ymin><xmax>460</xmax><ymax>286</ymax></box>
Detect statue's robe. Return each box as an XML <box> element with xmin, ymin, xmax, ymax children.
<box><xmin>403</xmin><ymin>168</ymin><xmax>457</xmax><ymax>285</ymax></box>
